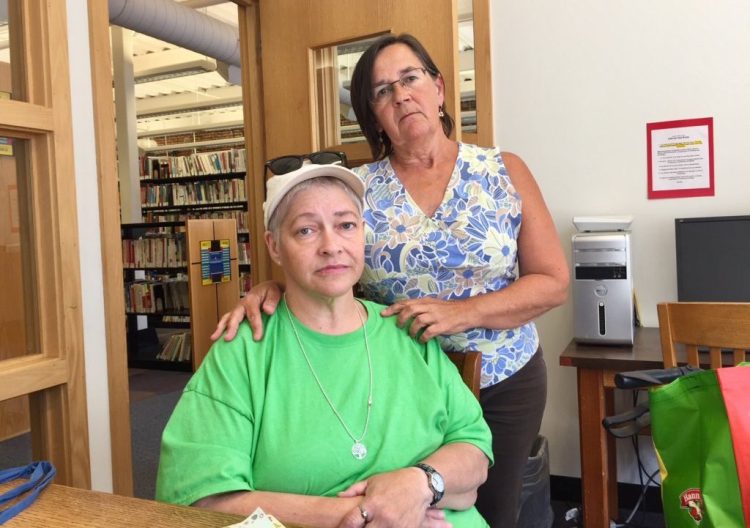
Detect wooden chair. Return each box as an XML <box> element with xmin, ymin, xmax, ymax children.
<box><xmin>446</xmin><ymin>351</ymin><xmax>482</xmax><ymax>399</ymax></box>
<box><xmin>657</xmin><ymin>302</ymin><xmax>750</xmax><ymax>369</ymax></box>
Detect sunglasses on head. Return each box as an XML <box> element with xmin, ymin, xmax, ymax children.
<box><xmin>264</xmin><ymin>151</ymin><xmax>349</xmax><ymax>177</ymax></box>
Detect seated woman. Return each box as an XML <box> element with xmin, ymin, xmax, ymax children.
<box><xmin>156</xmin><ymin>161</ymin><xmax>492</xmax><ymax>528</ymax></box>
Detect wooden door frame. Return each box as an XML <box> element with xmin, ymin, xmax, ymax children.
<box><xmin>86</xmin><ymin>0</ymin><xmax>134</xmax><ymax>495</ymax></box>
<box><xmin>466</xmin><ymin>0</ymin><xmax>493</xmax><ymax>148</ymax></box>
<box><xmin>236</xmin><ymin>1</ymin><xmax>270</xmax><ymax>287</ymax></box>
<box><xmin>86</xmin><ymin>0</ymin><xmax>268</xmax><ymax>492</ymax></box>
<box><xmin>0</xmin><ymin>0</ymin><xmax>91</xmax><ymax>488</ymax></box>
<box><xmin>82</xmin><ymin>0</ymin><xmax>267</xmax><ymax>493</ymax></box>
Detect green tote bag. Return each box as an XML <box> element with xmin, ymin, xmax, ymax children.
<box><xmin>650</xmin><ymin>366</ymin><xmax>749</xmax><ymax>528</ymax></box>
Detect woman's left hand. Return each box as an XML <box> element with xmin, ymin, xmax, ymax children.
<box><xmin>336</xmin><ymin>468</ymin><xmax>436</xmax><ymax>527</ymax></box>
<box><xmin>336</xmin><ymin>506</ymin><xmax>449</xmax><ymax>528</ymax></box>
<box><xmin>381</xmin><ymin>298</ymin><xmax>470</xmax><ymax>342</ymax></box>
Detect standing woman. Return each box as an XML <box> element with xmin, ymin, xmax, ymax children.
<box><xmin>214</xmin><ymin>34</ymin><xmax>569</xmax><ymax>528</ymax></box>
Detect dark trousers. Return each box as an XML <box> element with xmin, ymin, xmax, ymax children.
<box><xmin>475</xmin><ymin>348</ymin><xmax>548</xmax><ymax>528</ymax></box>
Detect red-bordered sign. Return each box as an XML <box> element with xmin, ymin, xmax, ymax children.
<box><xmin>647</xmin><ymin>117</ymin><xmax>714</xmax><ymax>199</ymax></box>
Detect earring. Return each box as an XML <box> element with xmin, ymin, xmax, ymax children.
<box><xmin>438</xmin><ymin>106</ymin><xmax>445</xmax><ymax>118</ymax></box>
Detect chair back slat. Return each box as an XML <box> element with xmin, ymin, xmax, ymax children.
<box><xmin>687</xmin><ymin>345</ymin><xmax>700</xmax><ymax>367</ymax></box>
<box><xmin>657</xmin><ymin>302</ymin><xmax>750</xmax><ymax>368</ymax></box>
<box><xmin>446</xmin><ymin>351</ymin><xmax>481</xmax><ymax>399</ymax></box>
<box><xmin>709</xmin><ymin>348</ymin><xmax>722</xmax><ymax>370</ymax></box>
<box><xmin>734</xmin><ymin>349</ymin><xmax>747</xmax><ymax>365</ymax></box>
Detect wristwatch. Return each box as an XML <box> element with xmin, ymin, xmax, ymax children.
<box><xmin>415</xmin><ymin>463</ymin><xmax>445</xmax><ymax>506</ymax></box>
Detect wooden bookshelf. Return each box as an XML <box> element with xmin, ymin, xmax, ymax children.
<box><xmin>186</xmin><ymin>218</ymin><xmax>241</xmax><ymax>370</ymax></box>
<box><xmin>121</xmin><ymin>222</ymin><xmax>192</xmax><ymax>370</ymax></box>
<box><xmin>120</xmin><ymin>145</ymin><xmax>253</xmax><ymax>372</ymax></box>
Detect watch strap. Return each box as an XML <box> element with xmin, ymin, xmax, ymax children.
<box><xmin>414</xmin><ymin>462</ymin><xmax>444</xmax><ymax>506</ymax></box>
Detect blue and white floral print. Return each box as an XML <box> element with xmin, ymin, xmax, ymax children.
<box><xmin>355</xmin><ymin>143</ymin><xmax>539</xmax><ymax>388</ymax></box>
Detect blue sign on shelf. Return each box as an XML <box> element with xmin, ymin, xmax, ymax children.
<box><xmin>200</xmin><ymin>239</ymin><xmax>231</xmax><ymax>285</ymax></box>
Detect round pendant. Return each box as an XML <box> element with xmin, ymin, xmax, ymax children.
<box><xmin>352</xmin><ymin>442</ymin><xmax>367</xmax><ymax>460</ymax></box>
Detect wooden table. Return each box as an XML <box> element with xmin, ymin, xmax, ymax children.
<box><xmin>1</xmin><ymin>483</ymin><xmax>246</xmax><ymax>527</ymax></box>
<box><xmin>559</xmin><ymin>327</ymin><xmax>664</xmax><ymax>528</ymax></box>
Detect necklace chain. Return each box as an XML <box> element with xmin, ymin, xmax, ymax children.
<box><xmin>284</xmin><ymin>296</ymin><xmax>374</xmax><ymax>459</ymax></box>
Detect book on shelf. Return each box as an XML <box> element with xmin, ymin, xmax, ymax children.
<box><xmin>143</xmin><ymin>210</ymin><xmax>249</xmax><ymax>232</ymax></box>
<box><xmin>156</xmin><ymin>331</ymin><xmax>192</xmax><ymax>362</ymax></box>
<box><xmin>141</xmin><ymin>180</ymin><xmax>246</xmax><ymax>208</ymax></box>
<box><xmin>162</xmin><ymin>314</ymin><xmax>190</xmax><ymax>324</ymax></box>
<box><xmin>122</xmin><ymin>234</ymin><xmax>187</xmax><ymax>269</ymax></box>
<box><xmin>125</xmin><ymin>275</ymin><xmax>189</xmax><ymax>314</ymax></box>
<box><xmin>139</xmin><ymin>149</ymin><xmax>247</xmax><ymax>179</ymax></box>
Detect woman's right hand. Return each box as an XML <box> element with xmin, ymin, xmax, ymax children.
<box><xmin>210</xmin><ymin>280</ymin><xmax>284</xmax><ymax>342</ymax></box>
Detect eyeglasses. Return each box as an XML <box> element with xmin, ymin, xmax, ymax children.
<box><xmin>264</xmin><ymin>151</ymin><xmax>348</xmax><ymax>177</ymax></box>
<box><xmin>370</xmin><ymin>67</ymin><xmax>431</xmax><ymax>105</ymax></box>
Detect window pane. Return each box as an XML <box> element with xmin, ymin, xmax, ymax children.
<box><xmin>0</xmin><ymin>136</ymin><xmax>35</xmax><ymax>359</ymax></box>
<box><xmin>458</xmin><ymin>2</ymin><xmax>476</xmax><ymax>135</ymax></box>
<box><xmin>0</xmin><ymin>397</ymin><xmax>31</xmax><ymax>460</ymax></box>
<box><xmin>313</xmin><ymin>36</ymin><xmax>380</xmax><ymax>148</ymax></box>
<box><xmin>0</xmin><ymin>0</ymin><xmax>20</xmax><ymax>101</ymax></box>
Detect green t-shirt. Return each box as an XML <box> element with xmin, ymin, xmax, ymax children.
<box><xmin>156</xmin><ymin>299</ymin><xmax>492</xmax><ymax>527</ymax></box>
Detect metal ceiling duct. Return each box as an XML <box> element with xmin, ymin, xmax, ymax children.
<box><xmin>108</xmin><ymin>0</ymin><xmax>241</xmax><ymax>68</ymax></box>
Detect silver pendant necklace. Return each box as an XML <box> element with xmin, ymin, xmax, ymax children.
<box><xmin>284</xmin><ymin>296</ymin><xmax>373</xmax><ymax>460</ymax></box>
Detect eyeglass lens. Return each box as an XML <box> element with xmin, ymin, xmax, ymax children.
<box><xmin>267</xmin><ymin>156</ymin><xmax>303</xmax><ymax>175</ymax></box>
<box><xmin>371</xmin><ymin>68</ymin><xmax>427</xmax><ymax>104</ymax></box>
<box><xmin>309</xmin><ymin>151</ymin><xmax>345</xmax><ymax>165</ymax></box>
<box><xmin>266</xmin><ymin>151</ymin><xmax>347</xmax><ymax>176</ymax></box>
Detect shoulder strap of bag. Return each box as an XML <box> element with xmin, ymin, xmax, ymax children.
<box><xmin>0</xmin><ymin>461</ymin><xmax>56</xmax><ymax>524</ymax></box>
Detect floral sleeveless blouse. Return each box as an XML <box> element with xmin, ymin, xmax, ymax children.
<box><xmin>354</xmin><ymin>143</ymin><xmax>539</xmax><ymax>388</ymax></box>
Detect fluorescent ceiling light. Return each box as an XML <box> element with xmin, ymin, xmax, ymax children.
<box><xmin>137</xmin><ymin>104</ymin><xmax>243</xmax><ymax>136</ymax></box>
<box><xmin>134</xmin><ymin>47</ymin><xmax>229</xmax><ymax>83</ymax></box>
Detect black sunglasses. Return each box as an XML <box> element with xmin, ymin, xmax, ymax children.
<box><xmin>264</xmin><ymin>151</ymin><xmax>349</xmax><ymax>177</ymax></box>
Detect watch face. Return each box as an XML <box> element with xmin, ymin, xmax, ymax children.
<box><xmin>430</xmin><ymin>472</ymin><xmax>445</xmax><ymax>493</ymax></box>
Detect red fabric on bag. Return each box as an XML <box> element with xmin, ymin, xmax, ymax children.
<box><xmin>717</xmin><ymin>366</ymin><xmax>750</xmax><ymax>527</ymax></box>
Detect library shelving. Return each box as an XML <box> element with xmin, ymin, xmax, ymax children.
<box><xmin>122</xmin><ymin>145</ymin><xmax>252</xmax><ymax>371</ymax></box>
<box><xmin>122</xmin><ymin>221</ymin><xmax>192</xmax><ymax>372</ymax></box>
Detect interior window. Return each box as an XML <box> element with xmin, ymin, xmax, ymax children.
<box><xmin>312</xmin><ymin>36</ymin><xmax>381</xmax><ymax>148</ymax></box>
<box><xmin>0</xmin><ymin>134</ymin><xmax>35</xmax><ymax>359</ymax></box>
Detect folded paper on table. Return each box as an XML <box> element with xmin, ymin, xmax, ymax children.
<box><xmin>224</xmin><ymin>507</ymin><xmax>286</xmax><ymax>528</ymax></box>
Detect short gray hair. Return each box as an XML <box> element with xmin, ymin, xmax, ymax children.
<box><xmin>266</xmin><ymin>176</ymin><xmax>364</xmax><ymax>239</ymax></box>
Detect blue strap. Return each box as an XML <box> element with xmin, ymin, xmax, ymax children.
<box><xmin>0</xmin><ymin>461</ymin><xmax>56</xmax><ymax>525</ymax></box>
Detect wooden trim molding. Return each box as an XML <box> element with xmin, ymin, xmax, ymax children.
<box><xmin>0</xmin><ymin>100</ymin><xmax>54</xmax><ymax>132</ymax></box>
<box><xmin>0</xmin><ymin>0</ymin><xmax>91</xmax><ymax>489</ymax></box>
<box><xmin>472</xmin><ymin>0</ymin><xmax>494</xmax><ymax>147</ymax></box>
<box><xmin>0</xmin><ymin>357</ymin><xmax>68</xmax><ymax>401</ymax></box>
<box><xmin>237</xmin><ymin>2</ymin><xmax>271</xmax><ymax>286</ymax></box>
<box><xmin>87</xmin><ymin>0</ymin><xmax>134</xmax><ymax>496</ymax></box>
<box><xmin>44</xmin><ymin>0</ymin><xmax>91</xmax><ymax>489</ymax></box>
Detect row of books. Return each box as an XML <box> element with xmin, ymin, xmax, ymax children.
<box><xmin>122</xmin><ymin>236</ymin><xmax>187</xmax><ymax>269</ymax></box>
<box><xmin>141</xmin><ymin>179</ymin><xmax>247</xmax><ymax>208</ymax></box>
<box><xmin>125</xmin><ymin>276</ymin><xmax>189</xmax><ymax>314</ymax></box>
<box><xmin>156</xmin><ymin>332</ymin><xmax>192</xmax><ymax>363</ymax></box>
<box><xmin>162</xmin><ymin>315</ymin><xmax>190</xmax><ymax>324</ymax></box>
<box><xmin>140</xmin><ymin>149</ymin><xmax>247</xmax><ymax>179</ymax></box>
<box><xmin>142</xmin><ymin>210</ymin><xmax>249</xmax><ymax>233</ymax></box>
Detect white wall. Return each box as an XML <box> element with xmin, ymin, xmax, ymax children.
<box><xmin>66</xmin><ymin>0</ymin><xmax>113</xmax><ymax>491</ymax></box>
<box><xmin>491</xmin><ymin>0</ymin><xmax>750</xmax><ymax>480</ymax></box>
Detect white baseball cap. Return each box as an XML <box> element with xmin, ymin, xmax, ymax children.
<box><xmin>263</xmin><ymin>163</ymin><xmax>365</xmax><ymax>229</ymax></box>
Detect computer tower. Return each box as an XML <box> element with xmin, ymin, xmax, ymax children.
<box><xmin>572</xmin><ymin>231</ymin><xmax>634</xmax><ymax>344</ymax></box>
